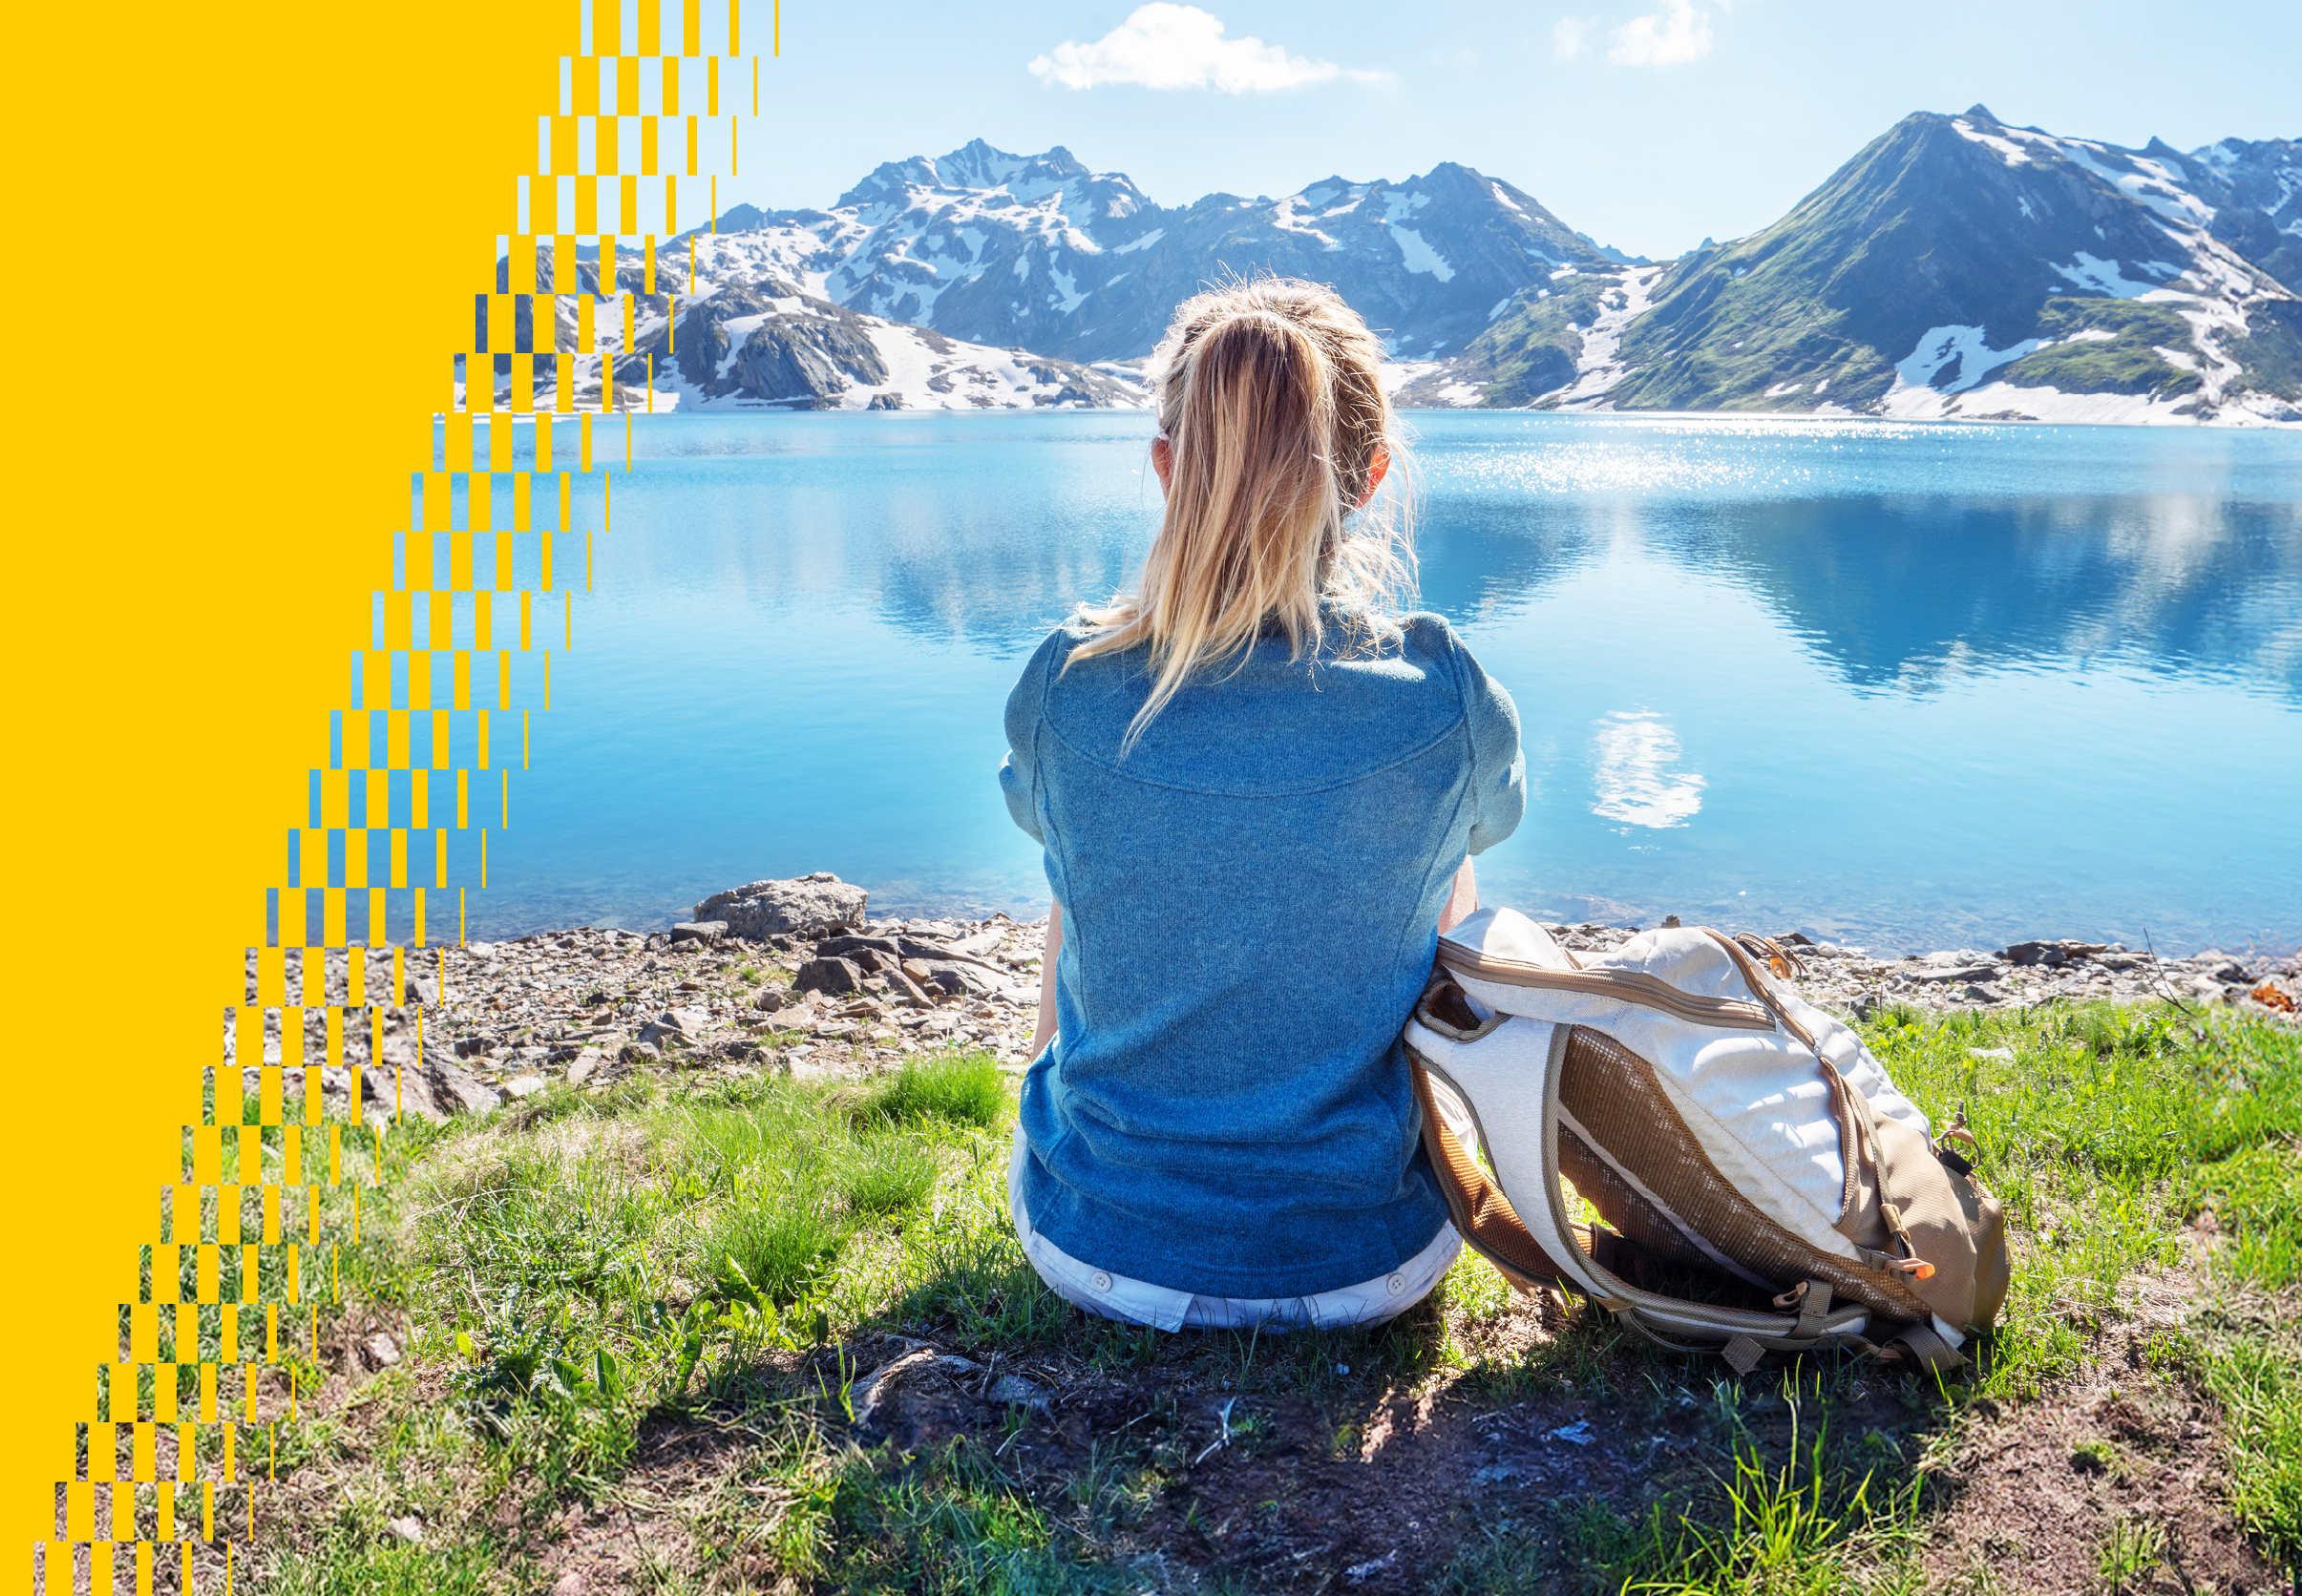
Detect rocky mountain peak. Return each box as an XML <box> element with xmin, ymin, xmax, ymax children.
<box><xmin>932</xmin><ymin>137</ymin><xmax>1078</xmax><ymax>190</ymax></box>
<box><xmin>706</xmin><ymin>201</ymin><xmax>774</xmax><ymax>232</ymax></box>
<box><xmin>644</xmin><ymin>116</ymin><xmax>2300</xmax><ymax>423</ymax></box>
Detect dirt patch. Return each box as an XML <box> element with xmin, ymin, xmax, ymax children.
<box><xmin>1919</xmin><ymin>1281</ymin><xmax>2281</xmax><ymax>1595</ymax></box>
<box><xmin>829</xmin><ymin>1309</ymin><xmax>1938</xmax><ymax>1593</ymax></box>
<box><xmin>538</xmin><ymin>1418</ymin><xmax>767</xmax><ymax>1595</ymax></box>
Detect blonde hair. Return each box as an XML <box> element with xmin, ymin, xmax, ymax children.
<box><xmin>1068</xmin><ymin>277</ymin><xmax>1412</xmax><ymax>749</ymax></box>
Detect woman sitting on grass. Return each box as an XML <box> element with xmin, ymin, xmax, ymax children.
<box><xmin>997</xmin><ymin>278</ymin><xmax>1525</xmax><ymax>1331</ymax></box>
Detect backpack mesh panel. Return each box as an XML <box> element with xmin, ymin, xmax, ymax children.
<box><xmin>1557</xmin><ymin>1026</ymin><xmax>1932</xmax><ymax>1325</ymax></box>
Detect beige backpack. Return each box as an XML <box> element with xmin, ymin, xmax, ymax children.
<box><xmin>1404</xmin><ymin>908</ymin><xmax>2010</xmax><ymax>1372</ymax></box>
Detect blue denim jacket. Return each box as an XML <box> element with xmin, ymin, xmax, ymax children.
<box><xmin>999</xmin><ymin>608</ymin><xmax>1525</xmax><ymax>1296</ymax></box>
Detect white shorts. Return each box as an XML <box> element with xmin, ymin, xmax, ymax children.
<box><xmin>1005</xmin><ymin>1129</ymin><xmax>1461</xmax><ymax>1333</ymax></box>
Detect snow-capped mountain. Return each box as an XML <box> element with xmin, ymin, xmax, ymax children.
<box><xmin>2177</xmin><ymin>136</ymin><xmax>2302</xmax><ymax>294</ymax></box>
<box><xmin>485</xmin><ymin>119</ymin><xmax>2299</xmax><ymax>424</ymax></box>
<box><xmin>1432</xmin><ymin>107</ymin><xmax>2302</xmax><ymax>425</ymax></box>
<box><xmin>677</xmin><ymin>138</ymin><xmax>1628</xmax><ymax>364</ymax></box>
<box><xmin>468</xmin><ymin>243</ymin><xmax>1140</xmax><ymax>412</ymax></box>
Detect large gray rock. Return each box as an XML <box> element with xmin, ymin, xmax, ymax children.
<box><xmin>694</xmin><ymin>872</ymin><xmax>867</xmax><ymax>940</ymax></box>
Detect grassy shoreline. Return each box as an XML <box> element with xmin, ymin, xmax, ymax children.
<box><xmin>229</xmin><ymin>993</ymin><xmax>2296</xmax><ymax>1595</ymax></box>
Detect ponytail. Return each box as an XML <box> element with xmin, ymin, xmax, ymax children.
<box><xmin>1070</xmin><ymin>279</ymin><xmax>1411</xmax><ymax>752</ymax></box>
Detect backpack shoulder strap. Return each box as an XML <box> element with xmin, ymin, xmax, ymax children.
<box><xmin>1408</xmin><ymin>1045</ymin><xmax>1575</xmax><ymax>1291</ymax></box>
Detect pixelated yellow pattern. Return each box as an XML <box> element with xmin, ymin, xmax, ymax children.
<box><xmin>33</xmin><ymin>2</ymin><xmax>770</xmax><ymax>1589</ymax></box>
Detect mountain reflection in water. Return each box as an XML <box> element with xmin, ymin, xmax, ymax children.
<box><xmin>476</xmin><ymin>410</ymin><xmax>2299</xmax><ymax>954</ymax></box>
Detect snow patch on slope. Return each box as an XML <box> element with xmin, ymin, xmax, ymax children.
<box><xmin>1550</xmin><ymin>266</ymin><xmax>1665</xmax><ymax>410</ymax></box>
<box><xmin>1953</xmin><ymin>118</ymin><xmax>2032</xmax><ymax>168</ymax></box>
<box><xmin>1389</xmin><ymin>226</ymin><xmax>1455</xmax><ymax>281</ymax></box>
<box><xmin>2052</xmin><ymin>252</ymin><xmax>2176</xmax><ymax>298</ymax></box>
<box><xmin>1888</xmin><ymin>325</ymin><xmax>2045</xmax><ymax>401</ymax></box>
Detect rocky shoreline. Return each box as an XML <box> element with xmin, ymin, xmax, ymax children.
<box><xmin>234</xmin><ymin>873</ymin><xmax>2299</xmax><ymax>1124</ymax></box>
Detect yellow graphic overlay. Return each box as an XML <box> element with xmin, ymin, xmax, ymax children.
<box><xmin>6</xmin><ymin>2</ymin><xmax>771</xmax><ymax>1588</ymax></box>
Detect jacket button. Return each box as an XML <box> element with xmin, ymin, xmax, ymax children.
<box><xmin>1091</xmin><ymin>1271</ymin><xmax>1112</xmax><ymax>1292</ymax></box>
<box><xmin>1386</xmin><ymin>1273</ymin><xmax>1405</xmax><ymax>1295</ymax></box>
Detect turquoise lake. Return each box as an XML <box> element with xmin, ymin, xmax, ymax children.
<box><xmin>482</xmin><ymin>411</ymin><xmax>2300</xmax><ymax>955</ymax></box>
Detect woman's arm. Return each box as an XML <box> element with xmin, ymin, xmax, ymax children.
<box><xmin>1028</xmin><ymin>901</ymin><xmax>1063</xmax><ymax>1062</ymax></box>
<box><xmin>1438</xmin><ymin>859</ymin><xmax>1478</xmax><ymax>935</ymax></box>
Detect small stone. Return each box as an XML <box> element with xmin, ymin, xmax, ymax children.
<box><xmin>637</xmin><ymin>1005</ymin><xmax>709</xmax><ymax>1048</ymax></box>
<box><xmin>619</xmin><ymin>1040</ymin><xmax>661</xmax><ymax>1065</ymax></box>
<box><xmin>566</xmin><ymin>1048</ymin><xmax>603</xmax><ymax>1087</ymax></box>
<box><xmin>986</xmin><ymin>1372</ymin><xmax>1052</xmax><ymax>1409</ymax></box>
<box><xmin>921</xmin><ymin>966</ymin><xmax>973</xmax><ymax>998</ymax></box>
<box><xmin>794</xmin><ymin>956</ymin><xmax>867</xmax><ymax>998</ymax></box>
<box><xmin>753</xmin><ymin>986</ymin><xmax>790</xmax><ymax>1012</ymax></box>
<box><xmin>503</xmin><ymin>1074</ymin><xmax>548</xmax><ymax>1100</ymax></box>
<box><xmin>813</xmin><ymin>934</ymin><xmax>904</xmax><ymax>962</ymax></box>
<box><xmin>947</xmin><ymin>929</ymin><xmax>1006</xmax><ymax>959</ymax></box>
<box><xmin>429</xmin><ymin>1061</ymin><xmax>501</xmax><ymax>1117</ymax></box>
<box><xmin>668</xmin><ymin>920</ymin><xmax>729</xmax><ymax>946</ymax></box>
<box><xmin>887</xmin><ymin>966</ymin><xmax>935</xmax><ymax>1008</ymax></box>
<box><xmin>2002</xmin><ymin>938</ymin><xmax>2108</xmax><ymax>967</ymax></box>
<box><xmin>1911</xmin><ymin>960</ymin><xmax>2000</xmax><ymax>984</ymax></box>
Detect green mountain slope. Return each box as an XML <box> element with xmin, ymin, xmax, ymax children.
<box><xmin>1440</xmin><ymin>107</ymin><xmax>2302</xmax><ymax>426</ymax></box>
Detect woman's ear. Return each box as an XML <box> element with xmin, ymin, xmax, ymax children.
<box><xmin>1358</xmin><ymin>444</ymin><xmax>1390</xmax><ymax>509</ymax></box>
<box><xmin>1151</xmin><ymin>434</ymin><xmax>1173</xmax><ymax>493</ymax></box>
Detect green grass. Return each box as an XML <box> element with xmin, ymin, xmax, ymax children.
<box><xmin>859</xmin><ymin>1049</ymin><xmax>1006</xmax><ymax>1128</ymax></box>
<box><xmin>2229</xmin><ymin>298</ymin><xmax>2302</xmax><ymax>400</ymax></box>
<box><xmin>265</xmin><ymin>1539</ymin><xmax>505</xmax><ymax>1596</ymax></box>
<box><xmin>817</xmin><ymin>1443</ymin><xmax>1129</xmax><ymax>1596</ymax></box>
<box><xmin>2096</xmin><ymin>1515</ymin><xmax>2166</xmax><ymax>1593</ymax></box>
<box><xmin>1618</xmin><ymin>1408</ymin><xmax>1923</xmax><ymax>1596</ymax></box>
<box><xmin>252</xmin><ymin>1006</ymin><xmax>2300</xmax><ymax>1594</ymax></box>
<box><xmin>1460</xmin><ymin>277</ymin><xmax>1612</xmax><ymax>404</ymax></box>
<box><xmin>1997</xmin><ymin>299</ymin><xmax>2204</xmax><ymax>399</ymax></box>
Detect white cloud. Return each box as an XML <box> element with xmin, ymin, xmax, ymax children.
<box><xmin>1551</xmin><ymin>16</ymin><xmax>1595</xmax><ymax>60</ymax></box>
<box><xmin>1607</xmin><ymin>0</ymin><xmax>1716</xmax><ymax>67</ymax></box>
<box><xmin>1028</xmin><ymin>4</ymin><xmax>1386</xmax><ymax>94</ymax></box>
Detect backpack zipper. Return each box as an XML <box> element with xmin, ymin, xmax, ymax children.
<box><xmin>1435</xmin><ymin>942</ymin><xmax>1779</xmax><ymax>1030</ymax></box>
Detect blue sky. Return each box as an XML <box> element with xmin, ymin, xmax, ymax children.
<box><xmin>729</xmin><ymin>0</ymin><xmax>2301</xmax><ymax>258</ymax></box>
